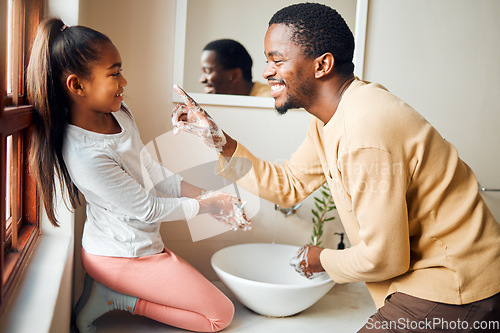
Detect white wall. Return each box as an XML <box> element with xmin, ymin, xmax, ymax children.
<box><xmin>46</xmin><ymin>0</ymin><xmax>80</xmax><ymax>25</ymax></box>
<box><xmin>363</xmin><ymin>0</ymin><xmax>500</xmax><ymax>218</ymax></box>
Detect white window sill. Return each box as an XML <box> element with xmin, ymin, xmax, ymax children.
<box><xmin>0</xmin><ymin>233</ymin><xmax>74</xmax><ymax>333</ymax></box>
<box><xmin>0</xmin><ymin>194</ymin><xmax>76</xmax><ymax>333</ymax></box>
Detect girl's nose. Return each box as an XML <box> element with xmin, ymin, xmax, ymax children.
<box><xmin>120</xmin><ymin>74</ymin><xmax>128</xmax><ymax>87</ymax></box>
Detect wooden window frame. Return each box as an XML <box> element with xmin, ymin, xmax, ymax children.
<box><xmin>1</xmin><ymin>0</ymin><xmax>43</xmax><ymax>314</ymax></box>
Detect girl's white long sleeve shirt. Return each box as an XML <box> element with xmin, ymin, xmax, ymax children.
<box><xmin>63</xmin><ymin>108</ymin><xmax>199</xmax><ymax>257</ymax></box>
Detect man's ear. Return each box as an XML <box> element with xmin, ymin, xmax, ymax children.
<box><xmin>229</xmin><ymin>68</ymin><xmax>243</xmax><ymax>82</ymax></box>
<box><xmin>314</xmin><ymin>53</ymin><xmax>335</xmax><ymax>78</ymax></box>
<box><xmin>66</xmin><ymin>74</ymin><xmax>85</xmax><ymax>96</ymax></box>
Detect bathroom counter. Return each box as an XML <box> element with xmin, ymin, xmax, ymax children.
<box><xmin>96</xmin><ymin>281</ymin><xmax>376</xmax><ymax>332</ymax></box>
<box><xmin>221</xmin><ymin>281</ymin><xmax>376</xmax><ymax>333</ymax></box>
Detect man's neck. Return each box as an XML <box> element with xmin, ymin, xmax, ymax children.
<box><xmin>309</xmin><ymin>75</ymin><xmax>355</xmax><ymax>124</ymax></box>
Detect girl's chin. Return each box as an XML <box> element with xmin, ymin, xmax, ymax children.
<box><xmin>114</xmin><ymin>101</ymin><xmax>123</xmax><ymax>110</ymax></box>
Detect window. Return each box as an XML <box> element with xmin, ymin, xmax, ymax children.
<box><xmin>1</xmin><ymin>0</ymin><xmax>43</xmax><ymax>313</ymax></box>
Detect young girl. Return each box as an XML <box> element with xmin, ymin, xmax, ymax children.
<box><xmin>26</xmin><ymin>18</ymin><xmax>249</xmax><ymax>333</ymax></box>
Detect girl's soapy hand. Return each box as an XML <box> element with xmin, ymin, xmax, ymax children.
<box><xmin>197</xmin><ymin>191</ymin><xmax>251</xmax><ymax>231</ymax></box>
<box><xmin>290</xmin><ymin>244</ymin><xmax>326</xmax><ymax>279</ymax></box>
<box><xmin>171</xmin><ymin>85</ymin><xmax>227</xmax><ymax>151</ymax></box>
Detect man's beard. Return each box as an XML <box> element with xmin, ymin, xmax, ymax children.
<box><xmin>275</xmin><ymin>95</ymin><xmax>300</xmax><ymax>115</ymax></box>
<box><xmin>275</xmin><ymin>81</ymin><xmax>312</xmax><ymax>115</ymax></box>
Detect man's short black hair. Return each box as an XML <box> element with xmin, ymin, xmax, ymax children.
<box><xmin>269</xmin><ymin>2</ymin><xmax>355</xmax><ymax>76</ymax></box>
<box><xmin>203</xmin><ymin>39</ymin><xmax>253</xmax><ymax>82</ymax></box>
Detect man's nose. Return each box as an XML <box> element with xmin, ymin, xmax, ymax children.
<box><xmin>262</xmin><ymin>62</ymin><xmax>276</xmax><ymax>80</ymax></box>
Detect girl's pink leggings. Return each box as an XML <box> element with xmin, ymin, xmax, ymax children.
<box><xmin>81</xmin><ymin>248</ymin><xmax>234</xmax><ymax>332</ymax></box>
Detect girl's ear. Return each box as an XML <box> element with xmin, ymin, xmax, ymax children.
<box><xmin>314</xmin><ymin>53</ymin><xmax>335</xmax><ymax>79</ymax></box>
<box><xmin>66</xmin><ymin>74</ymin><xmax>85</xmax><ymax>96</ymax></box>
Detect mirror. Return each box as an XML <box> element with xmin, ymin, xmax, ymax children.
<box><xmin>172</xmin><ymin>0</ymin><xmax>367</xmax><ymax>107</ymax></box>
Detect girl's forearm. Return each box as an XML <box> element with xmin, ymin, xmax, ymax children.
<box><xmin>180</xmin><ymin>181</ymin><xmax>205</xmax><ymax>198</ymax></box>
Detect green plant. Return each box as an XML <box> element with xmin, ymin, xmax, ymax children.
<box><xmin>310</xmin><ymin>184</ymin><xmax>336</xmax><ymax>246</ymax></box>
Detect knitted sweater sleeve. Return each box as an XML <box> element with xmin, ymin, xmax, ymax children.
<box><xmin>320</xmin><ymin>147</ymin><xmax>411</xmax><ymax>283</ymax></box>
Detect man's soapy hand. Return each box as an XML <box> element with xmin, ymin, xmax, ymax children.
<box><xmin>290</xmin><ymin>244</ymin><xmax>325</xmax><ymax>279</ymax></box>
<box><xmin>196</xmin><ymin>191</ymin><xmax>251</xmax><ymax>231</ymax></box>
<box><xmin>171</xmin><ymin>85</ymin><xmax>227</xmax><ymax>151</ymax></box>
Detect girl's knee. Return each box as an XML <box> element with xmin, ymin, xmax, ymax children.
<box><xmin>209</xmin><ymin>297</ymin><xmax>234</xmax><ymax>332</ymax></box>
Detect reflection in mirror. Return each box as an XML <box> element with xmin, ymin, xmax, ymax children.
<box><xmin>172</xmin><ymin>0</ymin><xmax>366</xmax><ymax>108</ymax></box>
<box><xmin>199</xmin><ymin>39</ymin><xmax>272</xmax><ymax>97</ymax></box>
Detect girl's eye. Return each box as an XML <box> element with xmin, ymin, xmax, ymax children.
<box><xmin>111</xmin><ymin>69</ymin><xmax>123</xmax><ymax>77</ymax></box>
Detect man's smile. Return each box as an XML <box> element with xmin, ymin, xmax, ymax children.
<box><xmin>269</xmin><ymin>80</ymin><xmax>285</xmax><ymax>98</ymax></box>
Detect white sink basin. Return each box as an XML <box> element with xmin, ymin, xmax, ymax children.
<box><xmin>211</xmin><ymin>243</ymin><xmax>335</xmax><ymax>317</ymax></box>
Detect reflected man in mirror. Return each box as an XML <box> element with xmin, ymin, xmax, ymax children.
<box><xmin>200</xmin><ymin>39</ymin><xmax>271</xmax><ymax>97</ymax></box>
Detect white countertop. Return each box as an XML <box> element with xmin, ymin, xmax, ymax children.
<box><xmin>96</xmin><ymin>281</ymin><xmax>376</xmax><ymax>333</ymax></box>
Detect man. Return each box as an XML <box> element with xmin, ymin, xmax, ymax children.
<box><xmin>174</xmin><ymin>3</ymin><xmax>500</xmax><ymax>331</ymax></box>
<box><xmin>200</xmin><ymin>39</ymin><xmax>271</xmax><ymax>97</ymax></box>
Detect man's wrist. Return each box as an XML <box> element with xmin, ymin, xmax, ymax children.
<box><xmin>310</xmin><ymin>246</ymin><xmax>326</xmax><ymax>272</ymax></box>
<box><xmin>221</xmin><ymin>133</ymin><xmax>237</xmax><ymax>158</ymax></box>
